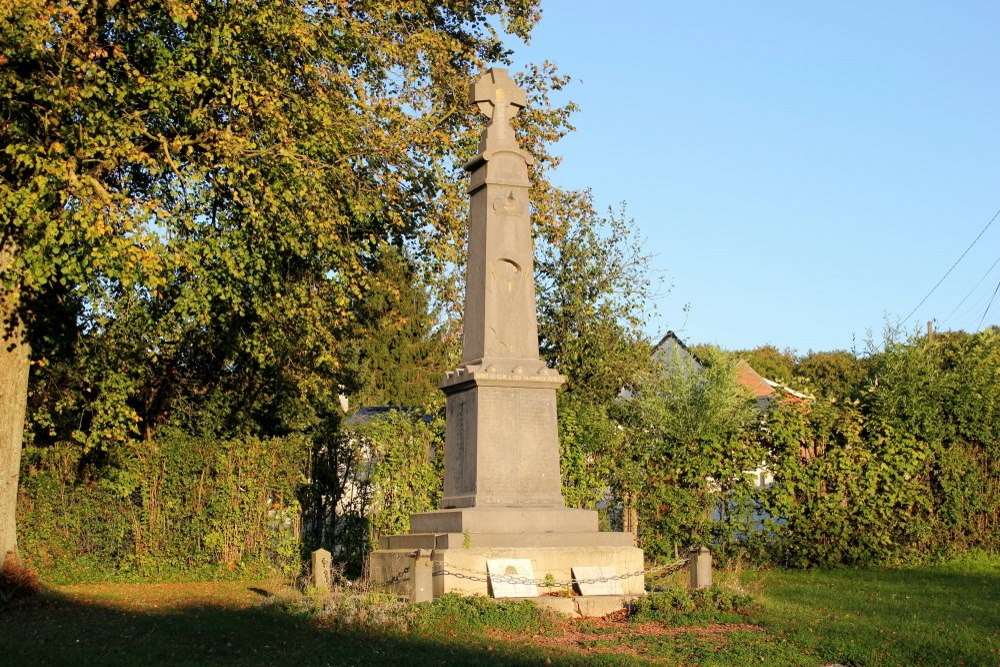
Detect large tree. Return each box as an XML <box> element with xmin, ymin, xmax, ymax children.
<box><xmin>534</xmin><ymin>202</ymin><xmax>657</xmax><ymax>511</ymax></box>
<box><xmin>1</xmin><ymin>0</ymin><xmax>577</xmax><ymax>563</ymax></box>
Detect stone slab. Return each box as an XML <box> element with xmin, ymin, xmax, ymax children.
<box><xmin>368</xmin><ymin>549</ymin><xmax>414</xmax><ymax>594</ymax></box>
<box><xmin>408</xmin><ymin>507</ymin><xmax>598</xmax><ymax>534</ymax></box>
<box><xmin>486</xmin><ymin>558</ymin><xmax>538</xmax><ymax>598</ymax></box>
<box><xmin>311</xmin><ymin>548</ymin><xmax>332</xmax><ymax>591</ymax></box>
<box><xmin>572</xmin><ymin>566</ymin><xmax>624</xmax><ymax>596</ymax></box>
<box><xmin>441</xmin><ymin>381</ymin><xmax>565</xmax><ymax>508</ymax></box>
<box><xmin>380</xmin><ymin>531</ymin><xmax>634</xmax><ymax>550</ymax></box>
<box><xmin>690</xmin><ymin>546</ymin><xmax>712</xmax><ymax>589</ymax></box>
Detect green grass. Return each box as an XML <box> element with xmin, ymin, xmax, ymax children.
<box><xmin>1</xmin><ymin>555</ymin><xmax>996</xmax><ymax>665</ymax></box>
<box><xmin>751</xmin><ymin>556</ymin><xmax>999</xmax><ymax>666</ymax></box>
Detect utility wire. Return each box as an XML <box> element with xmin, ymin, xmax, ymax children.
<box><xmin>977</xmin><ymin>279</ymin><xmax>1000</xmax><ymax>331</ymax></box>
<box><xmin>941</xmin><ymin>253</ymin><xmax>1000</xmax><ymax>325</ymax></box>
<box><xmin>904</xmin><ymin>208</ymin><xmax>1000</xmax><ymax>324</ymax></box>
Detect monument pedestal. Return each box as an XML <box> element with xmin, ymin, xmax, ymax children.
<box><xmin>370</xmin><ymin>505</ymin><xmax>644</xmax><ymax>599</ymax></box>
<box><xmin>370</xmin><ymin>542</ymin><xmax>644</xmax><ymax>600</ymax></box>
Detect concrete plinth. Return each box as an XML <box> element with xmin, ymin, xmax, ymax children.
<box><xmin>369</xmin><ymin>542</ymin><xmax>645</xmax><ymax>599</ymax></box>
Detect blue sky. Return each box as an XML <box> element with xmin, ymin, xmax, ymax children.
<box><xmin>507</xmin><ymin>1</ymin><xmax>999</xmax><ymax>354</ymax></box>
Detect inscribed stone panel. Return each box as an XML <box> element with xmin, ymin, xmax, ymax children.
<box><xmin>486</xmin><ymin>558</ymin><xmax>538</xmax><ymax>598</ymax></box>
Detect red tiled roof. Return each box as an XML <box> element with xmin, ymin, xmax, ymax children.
<box><xmin>735</xmin><ymin>360</ymin><xmax>776</xmax><ymax>399</ymax></box>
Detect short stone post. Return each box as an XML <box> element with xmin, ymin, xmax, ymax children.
<box><xmin>411</xmin><ymin>549</ymin><xmax>434</xmax><ymax>603</ymax></box>
<box><xmin>311</xmin><ymin>548</ymin><xmax>332</xmax><ymax>591</ymax></box>
<box><xmin>689</xmin><ymin>546</ymin><xmax>712</xmax><ymax>590</ymax></box>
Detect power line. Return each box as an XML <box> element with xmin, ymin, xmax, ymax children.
<box><xmin>977</xmin><ymin>279</ymin><xmax>1000</xmax><ymax>331</ymax></box>
<box><xmin>941</xmin><ymin>253</ymin><xmax>1000</xmax><ymax>326</ymax></box>
<box><xmin>904</xmin><ymin>208</ymin><xmax>1000</xmax><ymax>324</ymax></box>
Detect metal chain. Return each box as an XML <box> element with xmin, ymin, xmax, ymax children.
<box><xmin>384</xmin><ymin>566</ymin><xmax>411</xmax><ymax>585</ymax></box>
<box><xmin>432</xmin><ymin>558</ymin><xmax>689</xmax><ymax>588</ymax></box>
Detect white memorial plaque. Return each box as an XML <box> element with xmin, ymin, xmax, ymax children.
<box><xmin>486</xmin><ymin>558</ymin><xmax>538</xmax><ymax>598</ymax></box>
<box><xmin>572</xmin><ymin>566</ymin><xmax>624</xmax><ymax>596</ymax></box>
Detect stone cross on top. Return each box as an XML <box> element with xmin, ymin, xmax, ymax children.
<box><xmin>470</xmin><ymin>68</ymin><xmax>527</xmax><ymax>155</ymax></box>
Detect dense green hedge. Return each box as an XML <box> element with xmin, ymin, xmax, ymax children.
<box><xmin>18</xmin><ymin>433</ymin><xmax>307</xmax><ymax>582</ymax></box>
<box><xmin>728</xmin><ymin>329</ymin><xmax>998</xmax><ymax>566</ymax></box>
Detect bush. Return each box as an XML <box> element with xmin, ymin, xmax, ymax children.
<box><xmin>0</xmin><ymin>556</ymin><xmax>41</xmax><ymax>605</ymax></box>
<box><xmin>631</xmin><ymin>585</ymin><xmax>753</xmax><ymax>624</ymax></box>
<box><xmin>413</xmin><ymin>594</ymin><xmax>557</xmax><ymax>635</ymax></box>
<box><xmin>18</xmin><ymin>433</ymin><xmax>308</xmax><ymax>582</ymax></box>
<box><xmin>300</xmin><ymin>411</ymin><xmax>443</xmax><ymax>574</ymax></box>
<box><xmin>748</xmin><ymin>330</ymin><xmax>999</xmax><ymax>567</ymax></box>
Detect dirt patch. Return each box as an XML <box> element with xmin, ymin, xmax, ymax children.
<box><xmin>490</xmin><ymin>613</ymin><xmax>766</xmax><ymax>662</ymax></box>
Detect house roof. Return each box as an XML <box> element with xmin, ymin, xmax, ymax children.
<box><xmin>652</xmin><ymin>331</ymin><xmax>813</xmax><ymax>404</ymax></box>
<box><xmin>652</xmin><ymin>331</ymin><xmax>703</xmax><ymax>368</ymax></box>
<box><xmin>735</xmin><ymin>360</ymin><xmax>813</xmax><ymax>403</ymax></box>
<box><xmin>735</xmin><ymin>360</ymin><xmax>776</xmax><ymax>399</ymax></box>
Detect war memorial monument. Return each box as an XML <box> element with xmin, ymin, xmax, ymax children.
<box><xmin>370</xmin><ymin>68</ymin><xmax>644</xmax><ymax>605</ymax></box>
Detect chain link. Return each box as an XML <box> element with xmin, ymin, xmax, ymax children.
<box><xmin>430</xmin><ymin>558</ymin><xmax>690</xmax><ymax>588</ymax></box>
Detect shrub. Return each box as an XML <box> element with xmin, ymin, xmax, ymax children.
<box><xmin>18</xmin><ymin>433</ymin><xmax>308</xmax><ymax>581</ymax></box>
<box><xmin>631</xmin><ymin>585</ymin><xmax>753</xmax><ymax>624</ymax></box>
<box><xmin>0</xmin><ymin>556</ymin><xmax>41</xmax><ymax>604</ymax></box>
<box><xmin>413</xmin><ymin>593</ymin><xmax>557</xmax><ymax>635</ymax></box>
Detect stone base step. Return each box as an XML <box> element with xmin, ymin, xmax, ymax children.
<box><xmin>380</xmin><ymin>531</ymin><xmax>634</xmax><ymax>550</ymax></box>
<box><xmin>408</xmin><ymin>506</ymin><xmax>599</xmax><ymax>534</ymax></box>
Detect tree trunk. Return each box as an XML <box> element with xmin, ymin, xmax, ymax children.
<box><xmin>1</xmin><ymin>242</ymin><xmax>30</xmax><ymax>564</ymax></box>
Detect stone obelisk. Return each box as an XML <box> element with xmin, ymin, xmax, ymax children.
<box><xmin>437</xmin><ymin>67</ymin><xmax>566</xmax><ymax>511</ymax></box>
<box><xmin>370</xmin><ymin>68</ymin><xmax>643</xmax><ymax>601</ymax></box>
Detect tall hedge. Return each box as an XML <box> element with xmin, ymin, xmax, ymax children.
<box><xmin>751</xmin><ymin>329</ymin><xmax>998</xmax><ymax>566</ymax></box>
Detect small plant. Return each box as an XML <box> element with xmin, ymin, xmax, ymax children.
<box><xmin>543</xmin><ymin>572</ymin><xmax>556</xmax><ymax>588</ymax></box>
<box><xmin>413</xmin><ymin>593</ymin><xmax>557</xmax><ymax>635</ymax></box>
<box><xmin>630</xmin><ymin>585</ymin><xmax>753</xmax><ymax>624</ymax></box>
<box><xmin>276</xmin><ymin>568</ymin><xmax>416</xmax><ymax>633</ymax></box>
<box><xmin>462</xmin><ymin>529</ymin><xmax>471</xmax><ymax>549</ymax></box>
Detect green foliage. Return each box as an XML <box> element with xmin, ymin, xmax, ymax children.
<box><xmin>631</xmin><ymin>585</ymin><xmax>753</xmax><ymax>624</ymax></box>
<box><xmin>18</xmin><ymin>433</ymin><xmax>308</xmax><ymax>581</ymax></box>
<box><xmin>535</xmin><ymin>203</ymin><xmax>660</xmax><ymax>520</ymax></box>
<box><xmin>733</xmin><ymin>345</ymin><xmax>797</xmax><ymax>384</ymax></box>
<box><xmin>751</xmin><ymin>328</ymin><xmax>999</xmax><ymax>566</ymax></box>
<box><xmin>6</xmin><ymin>0</ymin><xmax>580</xmax><ymax>573</ymax></box>
<box><xmin>795</xmin><ymin>350</ymin><xmax>869</xmax><ymax>400</ymax></box>
<box><xmin>537</xmin><ymin>203</ymin><xmax>654</xmax><ymax>405</ymax></box>
<box><xmin>556</xmin><ymin>394</ymin><xmax>617</xmax><ymax>510</ymax></box>
<box><xmin>6</xmin><ymin>0</ymin><xmax>593</xmax><ymax>581</ymax></box>
<box><xmin>611</xmin><ymin>348</ymin><xmax>761</xmax><ymax>559</ymax></box>
<box><xmin>302</xmin><ymin>410</ymin><xmax>443</xmax><ymax>572</ymax></box>
<box><xmin>342</xmin><ymin>247</ymin><xmax>448</xmax><ymax>410</ymax></box>
<box><xmin>413</xmin><ymin>593</ymin><xmax>556</xmax><ymax>635</ymax></box>
<box><xmin>289</xmin><ymin>582</ymin><xmax>418</xmax><ymax>635</ymax></box>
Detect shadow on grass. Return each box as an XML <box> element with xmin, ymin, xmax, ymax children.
<box><xmin>0</xmin><ymin>589</ymin><xmax>552</xmax><ymax>666</ymax></box>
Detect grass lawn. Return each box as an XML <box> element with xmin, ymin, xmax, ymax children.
<box><xmin>1</xmin><ymin>556</ymin><xmax>996</xmax><ymax>665</ymax></box>
<box><xmin>751</xmin><ymin>558</ymin><xmax>999</xmax><ymax>666</ymax></box>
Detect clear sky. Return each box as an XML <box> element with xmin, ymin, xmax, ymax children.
<box><xmin>507</xmin><ymin>0</ymin><xmax>999</xmax><ymax>354</ymax></box>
